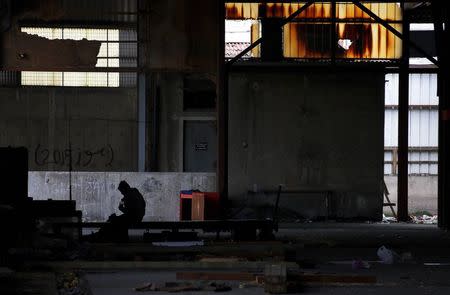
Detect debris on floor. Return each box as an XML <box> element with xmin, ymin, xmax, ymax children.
<box><xmin>351</xmin><ymin>259</ymin><xmax>371</xmax><ymax>270</ymax></box>
<box><xmin>56</xmin><ymin>272</ymin><xmax>91</xmax><ymax>295</ymax></box>
<box><xmin>134</xmin><ymin>281</ymin><xmax>232</xmax><ymax>292</ymax></box>
<box><xmin>382</xmin><ymin>214</ymin><xmax>439</xmax><ymax>225</ymax></box>
<box><xmin>411</xmin><ymin>215</ymin><xmax>438</xmax><ymax>224</ymax></box>
<box><xmin>377</xmin><ymin>245</ymin><xmax>400</xmax><ymax>264</ymax></box>
<box><xmin>382</xmin><ymin>214</ymin><xmax>397</xmax><ymax>223</ymax></box>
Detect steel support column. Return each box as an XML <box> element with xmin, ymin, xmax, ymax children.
<box><xmin>435</xmin><ymin>1</ymin><xmax>450</xmax><ymax>229</ymax></box>
<box><xmin>397</xmin><ymin>4</ymin><xmax>409</xmax><ymax>221</ymax></box>
<box><xmin>217</xmin><ymin>0</ymin><xmax>228</xmax><ymax>217</ymax></box>
<box><xmin>137</xmin><ymin>0</ymin><xmax>147</xmax><ymax>172</ymax></box>
<box><xmin>331</xmin><ymin>0</ymin><xmax>337</xmax><ymax>64</ymax></box>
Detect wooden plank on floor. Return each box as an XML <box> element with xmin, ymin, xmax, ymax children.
<box><xmin>299</xmin><ymin>274</ymin><xmax>377</xmax><ymax>284</ymax></box>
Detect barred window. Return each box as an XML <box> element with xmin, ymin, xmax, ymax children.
<box><xmin>20</xmin><ymin>27</ymin><xmax>137</xmax><ymax>87</ymax></box>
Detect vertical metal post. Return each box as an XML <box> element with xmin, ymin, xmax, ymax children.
<box><xmin>149</xmin><ymin>73</ymin><xmax>159</xmax><ymax>172</ymax></box>
<box><xmin>397</xmin><ymin>3</ymin><xmax>409</xmax><ymax>222</ymax></box>
<box><xmin>137</xmin><ymin>0</ymin><xmax>148</xmax><ymax>172</ymax></box>
<box><xmin>217</xmin><ymin>0</ymin><xmax>228</xmax><ymax>217</ymax></box>
<box><xmin>435</xmin><ymin>1</ymin><xmax>450</xmax><ymax>229</ymax></box>
<box><xmin>138</xmin><ymin>74</ymin><xmax>146</xmax><ymax>172</ymax></box>
<box><xmin>331</xmin><ymin>0</ymin><xmax>337</xmax><ymax>64</ymax></box>
<box><xmin>443</xmin><ymin>3</ymin><xmax>450</xmax><ymax>229</ymax></box>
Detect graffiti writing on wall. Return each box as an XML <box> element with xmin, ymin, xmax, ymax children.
<box><xmin>34</xmin><ymin>144</ymin><xmax>114</xmax><ymax>168</ymax></box>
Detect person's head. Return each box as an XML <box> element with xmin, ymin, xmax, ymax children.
<box><xmin>118</xmin><ymin>180</ymin><xmax>131</xmax><ymax>194</ymax></box>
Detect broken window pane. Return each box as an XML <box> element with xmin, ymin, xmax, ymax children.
<box><xmin>19</xmin><ymin>27</ymin><xmax>136</xmax><ymax>87</ymax></box>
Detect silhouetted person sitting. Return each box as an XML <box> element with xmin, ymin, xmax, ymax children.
<box><xmin>87</xmin><ymin>180</ymin><xmax>145</xmax><ymax>242</ymax></box>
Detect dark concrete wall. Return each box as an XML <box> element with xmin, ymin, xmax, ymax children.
<box><xmin>0</xmin><ymin>87</ymin><xmax>137</xmax><ymax>171</ymax></box>
<box><xmin>228</xmin><ymin>70</ymin><xmax>385</xmax><ymax>220</ymax></box>
<box><xmin>147</xmin><ymin>0</ymin><xmax>219</xmax><ymax>73</ymax></box>
<box><xmin>157</xmin><ymin>73</ymin><xmax>216</xmax><ymax>172</ymax></box>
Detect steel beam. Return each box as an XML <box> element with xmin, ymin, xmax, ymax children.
<box><xmin>227</xmin><ymin>0</ymin><xmax>315</xmax><ymax>65</ymax></box>
<box><xmin>434</xmin><ymin>1</ymin><xmax>450</xmax><ymax>229</ymax></box>
<box><xmin>397</xmin><ymin>4</ymin><xmax>410</xmax><ymax>222</ymax></box>
<box><xmin>217</xmin><ymin>0</ymin><xmax>228</xmax><ymax>217</ymax></box>
<box><xmin>351</xmin><ymin>0</ymin><xmax>439</xmax><ymax>66</ymax></box>
<box><xmin>331</xmin><ymin>0</ymin><xmax>337</xmax><ymax>64</ymax></box>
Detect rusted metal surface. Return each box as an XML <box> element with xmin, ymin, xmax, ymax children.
<box><xmin>283</xmin><ymin>22</ymin><xmax>401</xmax><ymax>59</ymax></box>
<box><xmin>227</xmin><ymin>2</ymin><xmax>402</xmax><ymax>60</ymax></box>
<box><xmin>226</xmin><ymin>2</ymin><xmax>401</xmax><ymax>21</ymax></box>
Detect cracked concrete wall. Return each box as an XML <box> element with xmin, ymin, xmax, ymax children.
<box><xmin>0</xmin><ymin>87</ymin><xmax>137</xmax><ymax>171</ymax></box>
<box><xmin>28</xmin><ymin>171</ymin><xmax>216</xmax><ymax>221</ymax></box>
<box><xmin>228</xmin><ymin>70</ymin><xmax>385</xmax><ymax>220</ymax></box>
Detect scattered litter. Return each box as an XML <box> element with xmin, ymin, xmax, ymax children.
<box><xmin>351</xmin><ymin>259</ymin><xmax>370</xmax><ymax>270</ymax></box>
<box><xmin>56</xmin><ymin>272</ymin><xmax>90</xmax><ymax>295</ymax></box>
<box><xmin>381</xmin><ymin>214</ymin><xmax>438</xmax><ymax>224</ymax></box>
<box><xmin>134</xmin><ymin>281</ymin><xmax>231</xmax><ymax>292</ymax></box>
<box><xmin>411</xmin><ymin>215</ymin><xmax>438</xmax><ymax>224</ymax></box>
<box><xmin>377</xmin><ymin>246</ymin><xmax>399</xmax><ymax>264</ymax></box>
<box><xmin>382</xmin><ymin>214</ymin><xmax>397</xmax><ymax>223</ymax></box>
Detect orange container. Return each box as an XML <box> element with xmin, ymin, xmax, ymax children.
<box><xmin>180</xmin><ymin>192</ymin><xmax>220</xmax><ymax>221</ymax></box>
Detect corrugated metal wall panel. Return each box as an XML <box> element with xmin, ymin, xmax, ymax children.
<box><xmin>385</xmin><ymin>109</ymin><xmax>398</xmax><ymax>147</ymax></box>
<box><xmin>385</xmin><ymin>73</ymin><xmax>438</xmax><ymax>105</ymax></box>
<box><xmin>227</xmin><ymin>2</ymin><xmax>402</xmax><ymax>60</ymax></box>
<box><xmin>384</xmin><ymin>73</ymin><xmax>438</xmax><ymax>175</ymax></box>
<box><xmin>385</xmin><ymin>73</ymin><xmax>399</xmax><ymax>105</ymax></box>
<box><xmin>408</xmin><ymin>111</ymin><xmax>438</xmax><ymax>147</ymax></box>
<box><xmin>386</xmin><ymin>109</ymin><xmax>438</xmax><ymax>147</ymax></box>
<box><xmin>409</xmin><ymin>74</ymin><xmax>439</xmax><ymax>105</ymax></box>
<box><xmin>226</xmin><ymin>2</ymin><xmax>401</xmax><ymax>21</ymax></box>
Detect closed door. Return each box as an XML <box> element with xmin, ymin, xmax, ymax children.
<box><xmin>183</xmin><ymin>120</ymin><xmax>217</xmax><ymax>172</ymax></box>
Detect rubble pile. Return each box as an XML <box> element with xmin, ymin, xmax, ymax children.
<box><xmin>382</xmin><ymin>214</ymin><xmax>438</xmax><ymax>224</ymax></box>
<box><xmin>411</xmin><ymin>215</ymin><xmax>438</xmax><ymax>224</ymax></box>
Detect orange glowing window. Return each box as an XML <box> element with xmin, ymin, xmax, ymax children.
<box><xmin>225</xmin><ymin>2</ymin><xmax>403</xmax><ymax>60</ymax></box>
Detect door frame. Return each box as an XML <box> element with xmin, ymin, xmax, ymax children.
<box><xmin>178</xmin><ymin>116</ymin><xmax>216</xmax><ymax>172</ymax></box>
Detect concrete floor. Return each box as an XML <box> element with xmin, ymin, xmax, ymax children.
<box><xmin>82</xmin><ymin>223</ymin><xmax>450</xmax><ymax>295</ymax></box>
<box><xmin>86</xmin><ymin>267</ymin><xmax>450</xmax><ymax>295</ymax></box>
<box><xmin>4</xmin><ymin>222</ymin><xmax>450</xmax><ymax>294</ymax></box>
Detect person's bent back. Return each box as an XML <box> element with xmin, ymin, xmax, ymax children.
<box><xmin>118</xmin><ymin>181</ymin><xmax>146</xmax><ymax>224</ymax></box>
